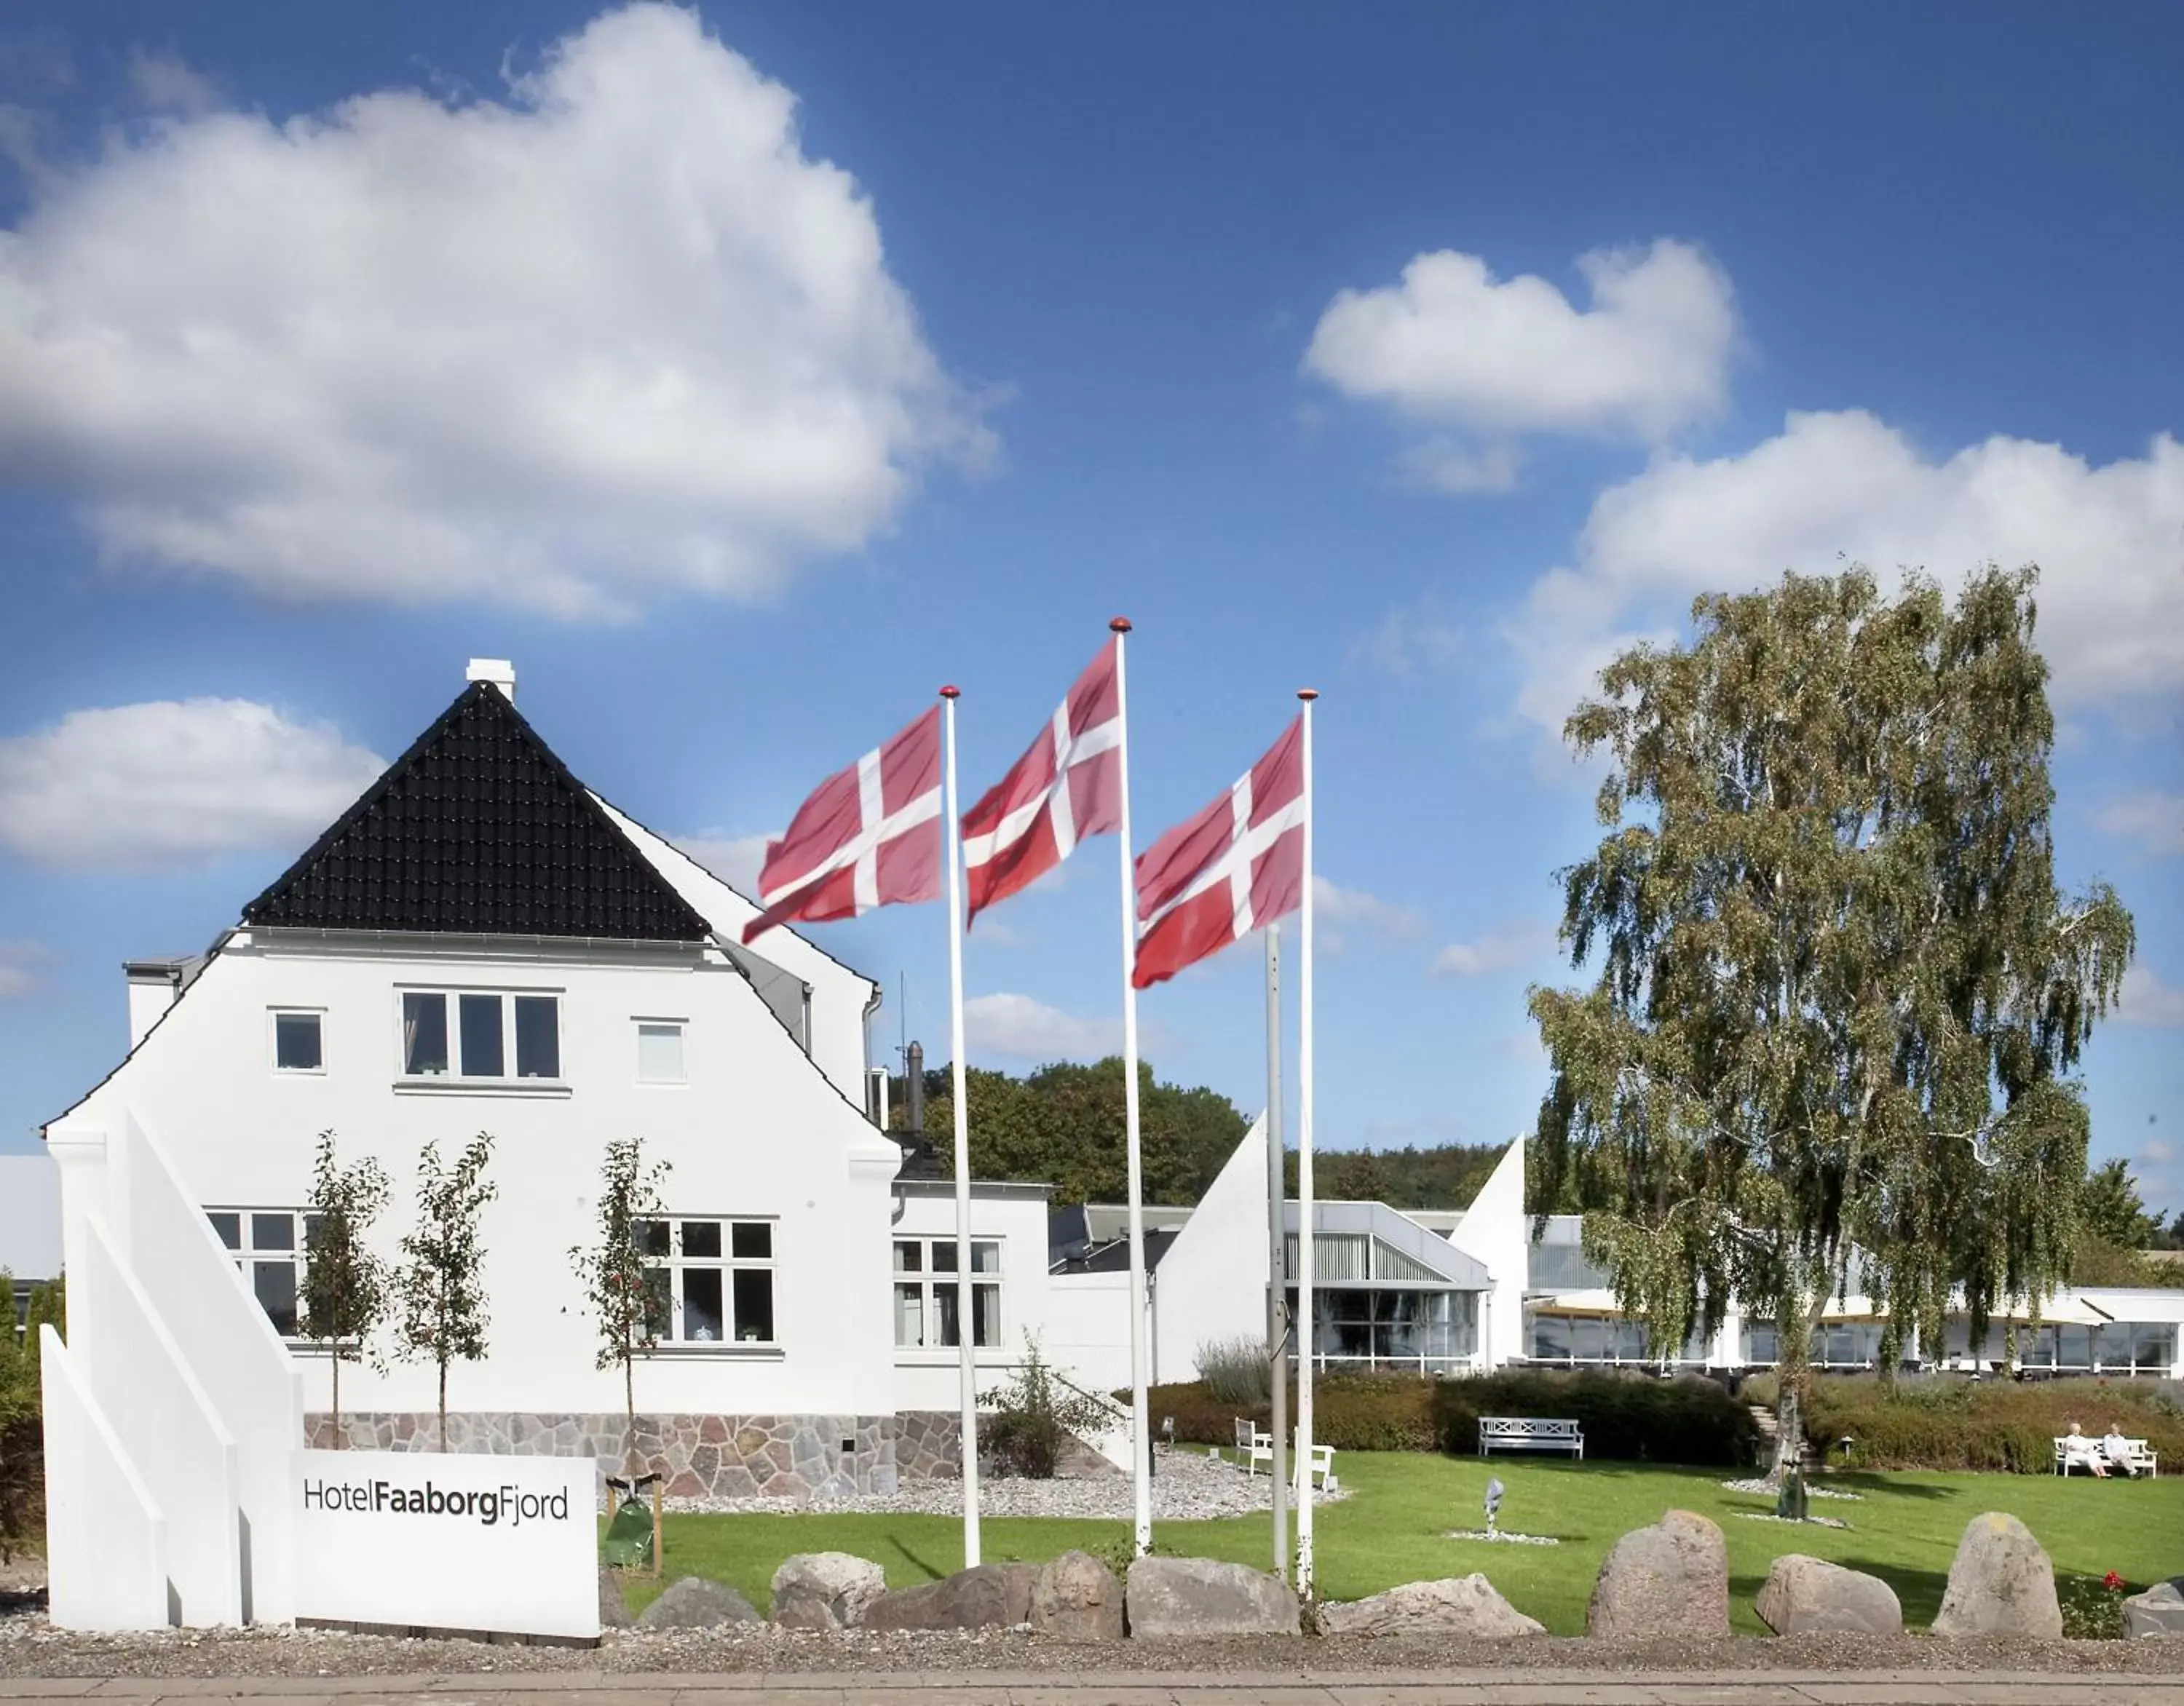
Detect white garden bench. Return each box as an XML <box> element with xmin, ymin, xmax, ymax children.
<box><xmin>1234</xmin><ymin>1417</ymin><xmax>1273</xmax><ymax>1475</ymax></box>
<box><xmin>2054</xmin><ymin>1435</ymin><xmax>2159</xmax><ymax>1477</ymax></box>
<box><xmin>1478</xmin><ymin>1416</ymin><xmax>1585</xmax><ymax>1459</ymax></box>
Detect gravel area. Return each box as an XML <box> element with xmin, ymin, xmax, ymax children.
<box><xmin>663</xmin><ymin>1448</ymin><xmax>1348</xmax><ymax>1520</ymax></box>
<box><xmin>4</xmin><ymin>1616</ymin><xmax>2182</xmax><ymax>1679</ymax></box>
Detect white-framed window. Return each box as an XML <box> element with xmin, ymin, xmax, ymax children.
<box><xmin>271</xmin><ymin>1009</ymin><xmax>325</xmax><ymax>1074</ymax></box>
<box><xmin>207</xmin><ymin>1208</ymin><xmax>320</xmax><ymax>1338</ymax></box>
<box><xmin>639</xmin><ymin>1217</ymin><xmax>775</xmax><ymax>1345</ymax></box>
<box><xmin>635</xmin><ymin>1018</ymin><xmax>687</xmax><ymax>1084</ymax></box>
<box><xmin>399</xmin><ymin>988</ymin><xmax>560</xmax><ymax>1080</ymax></box>
<box><xmin>893</xmin><ymin>1237</ymin><xmax>1002</xmax><ymax>1349</ymax></box>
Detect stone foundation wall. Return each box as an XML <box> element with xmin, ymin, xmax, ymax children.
<box><xmin>303</xmin><ymin>1409</ymin><xmax>966</xmax><ymax>1502</ymax></box>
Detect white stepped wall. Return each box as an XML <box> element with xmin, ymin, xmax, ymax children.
<box><xmin>39</xmin><ymin>1328</ymin><xmax>168</xmax><ymax>1630</ymax></box>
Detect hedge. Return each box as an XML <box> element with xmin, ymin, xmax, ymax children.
<box><xmin>1149</xmin><ymin>1368</ymin><xmax>1762</xmax><ymax>1467</ymax></box>
<box><xmin>1748</xmin><ymin>1372</ymin><xmax>2184</xmax><ymax>1474</ymax></box>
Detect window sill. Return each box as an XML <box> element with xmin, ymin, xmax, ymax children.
<box><xmin>392</xmin><ymin>1077</ymin><xmax>571</xmax><ymax>1098</ymax></box>
<box><xmin>894</xmin><ymin>1348</ymin><xmax>1010</xmax><ymax>1365</ymax></box>
<box><xmin>649</xmin><ymin>1342</ymin><xmax>784</xmax><ymax>1360</ymax></box>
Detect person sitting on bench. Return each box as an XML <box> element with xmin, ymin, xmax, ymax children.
<box><xmin>2064</xmin><ymin>1421</ymin><xmax>2110</xmax><ymax>1477</ymax></box>
<box><xmin>2102</xmin><ymin>1422</ymin><xmax>2142</xmax><ymax>1478</ymax></box>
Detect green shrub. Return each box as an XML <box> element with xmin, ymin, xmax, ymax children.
<box><xmin>1195</xmin><ymin>1336</ymin><xmax>1272</xmax><ymax>1408</ymax></box>
<box><xmin>1150</xmin><ymin>1368</ymin><xmax>1760</xmax><ymax>1466</ymax></box>
<box><xmin>1769</xmin><ymin>1373</ymin><xmax>2184</xmax><ymax>1474</ymax></box>
<box><xmin>981</xmin><ymin>1337</ymin><xmax>1115</xmax><ymax>1478</ymax></box>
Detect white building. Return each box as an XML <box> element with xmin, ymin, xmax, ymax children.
<box><xmin>44</xmin><ymin>660</ymin><xmax>1064</xmax><ymax>1504</ymax></box>
<box><xmin>1053</xmin><ymin>1132</ymin><xmax>2184</xmax><ymax>1385</ymax></box>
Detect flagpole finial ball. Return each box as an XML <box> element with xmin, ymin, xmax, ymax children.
<box><xmin>939</xmin><ymin>685</ymin><xmax>961</xmax><ymax>700</ymax></box>
<box><xmin>1297</xmin><ymin>688</ymin><xmax>1320</xmax><ymax>702</ymax></box>
<box><xmin>1109</xmin><ymin>616</ymin><xmax>1133</xmax><ymax>633</ymax></box>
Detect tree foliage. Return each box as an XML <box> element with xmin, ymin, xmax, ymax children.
<box><xmin>299</xmin><ymin>1132</ymin><xmax>392</xmax><ymax>1450</ymax></box>
<box><xmin>2078</xmin><ymin>1158</ymin><xmax>2159</xmax><ymax>1249</ymax></box>
<box><xmin>395</xmin><ymin>1132</ymin><xmax>497</xmax><ymax>1451</ymax></box>
<box><xmin>0</xmin><ymin>1274</ymin><xmax>62</xmax><ymax>1561</ymax></box>
<box><xmin>1528</xmin><ymin>567</ymin><xmax>2134</xmax><ymax>1468</ymax></box>
<box><xmin>571</xmin><ymin>1136</ymin><xmax>669</xmax><ymax>1473</ymax></box>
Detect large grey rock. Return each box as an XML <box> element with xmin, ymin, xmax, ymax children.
<box><xmin>598</xmin><ymin>1564</ymin><xmax>633</xmax><ymax>1630</ymax></box>
<box><xmin>638</xmin><ymin>1574</ymin><xmax>761</xmax><ymax>1630</ymax></box>
<box><xmin>1586</xmin><ymin>1509</ymin><xmax>1730</xmax><ymax>1640</ymax></box>
<box><xmin>1931</xmin><ymin>1512</ymin><xmax>2062</xmax><ymax>1640</ymax></box>
<box><xmin>2124</xmin><ymin>1579</ymin><xmax>2184</xmax><ymax>1640</ymax></box>
<box><xmin>1029</xmin><ymin>1550</ymin><xmax>1125</xmax><ymax>1642</ymax></box>
<box><xmin>1754</xmin><ymin>1554</ymin><xmax>1902</xmax><ymax>1637</ymax></box>
<box><xmin>1321</xmin><ymin>1574</ymin><xmax>1543</xmax><ymax>1638</ymax></box>
<box><xmin>1125</xmin><ymin>1556</ymin><xmax>1299</xmax><ymax>1638</ymax></box>
<box><xmin>863</xmin><ymin>1562</ymin><xmax>1039</xmax><ymax>1632</ymax></box>
<box><xmin>769</xmin><ymin>1551</ymin><xmax>888</xmax><ymax>1630</ymax></box>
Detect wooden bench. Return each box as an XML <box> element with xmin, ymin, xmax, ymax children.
<box><xmin>1233</xmin><ymin>1417</ymin><xmax>1273</xmax><ymax>1475</ymax></box>
<box><xmin>2054</xmin><ymin>1435</ymin><xmax>2159</xmax><ymax>1477</ymax></box>
<box><xmin>1479</xmin><ymin>1416</ymin><xmax>1585</xmax><ymax>1459</ymax></box>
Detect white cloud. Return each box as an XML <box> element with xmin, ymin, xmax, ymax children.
<box><xmin>1349</xmin><ymin>593</ymin><xmax>1468</xmax><ymax>679</ymax></box>
<box><xmin>1305</xmin><ymin>239</ymin><xmax>1736</xmax><ymax>443</ymax></box>
<box><xmin>672</xmin><ymin>829</ymin><xmax>774</xmax><ymax>894</ymax></box>
<box><xmin>126</xmin><ymin>47</ymin><xmax>218</xmax><ymax>113</ymax></box>
<box><xmin>2145</xmin><ymin>1139</ymin><xmax>2175</xmax><ymax>1165</ymax></box>
<box><xmin>2096</xmin><ymin>791</ymin><xmax>2184</xmax><ymax>860</ymax></box>
<box><xmin>1511</xmin><ymin>412</ymin><xmax>2184</xmax><ymax>736</ymax></box>
<box><xmin>0</xmin><ymin>699</ymin><xmax>385</xmax><ymax>870</ymax></box>
<box><xmin>1433</xmin><ymin>916</ymin><xmax>1556</xmax><ymax>978</ymax></box>
<box><xmin>1401</xmin><ymin>440</ymin><xmax>1523</xmax><ymax>496</ymax></box>
<box><xmin>964</xmin><ymin>993</ymin><xmax>1123</xmax><ymax>1062</ymax></box>
<box><xmin>1314</xmin><ymin>876</ymin><xmax>1426</xmax><ymax>953</ymax></box>
<box><xmin>0</xmin><ymin>4</ymin><xmax>989</xmax><ymax>619</ymax></box>
<box><xmin>2115</xmin><ymin>964</ymin><xmax>2184</xmax><ymax>1029</ymax></box>
<box><xmin>0</xmin><ymin>942</ymin><xmax>47</xmax><ymax>999</ymax></box>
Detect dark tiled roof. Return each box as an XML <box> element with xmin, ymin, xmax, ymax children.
<box><xmin>1049</xmin><ymin>1227</ymin><xmax>1183</xmax><ymax>1277</ymax></box>
<box><xmin>893</xmin><ymin>1129</ymin><xmax>948</xmax><ymax>1181</ymax></box>
<box><xmin>242</xmin><ymin>682</ymin><xmax>713</xmax><ymax>942</ymax></box>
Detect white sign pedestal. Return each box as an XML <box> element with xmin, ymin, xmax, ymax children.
<box><xmin>292</xmin><ymin>1449</ymin><xmax>598</xmax><ymax>1640</ymax></box>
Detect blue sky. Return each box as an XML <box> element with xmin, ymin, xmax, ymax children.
<box><xmin>1</xmin><ymin>4</ymin><xmax>2179</xmax><ymax>1213</ymax></box>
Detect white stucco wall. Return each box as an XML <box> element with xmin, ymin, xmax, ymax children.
<box><xmin>1445</xmin><ymin>1138</ymin><xmax>1526</xmax><ymax>1370</ymax></box>
<box><xmin>1152</xmin><ymin>1114</ymin><xmax>1271</xmax><ymax>1381</ymax></box>
<box><xmin>40</xmin><ymin>1328</ymin><xmax>168</xmax><ymax>1631</ymax></box>
<box><xmin>887</xmin><ymin>1182</ymin><xmax>1055</xmax><ymax>1412</ymax></box>
<box><xmin>1045</xmin><ymin>1271</ymin><xmax>1136</xmax><ymax>1393</ymax></box>
<box><xmin>57</xmin><ymin>925</ymin><xmax>905</xmax><ymax>1421</ymax></box>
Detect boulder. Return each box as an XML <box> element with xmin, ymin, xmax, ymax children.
<box><xmin>863</xmin><ymin>1563</ymin><xmax>1039</xmax><ymax>1632</ymax></box>
<box><xmin>2124</xmin><ymin>1579</ymin><xmax>2184</xmax><ymax>1640</ymax></box>
<box><xmin>1029</xmin><ymin>1550</ymin><xmax>1125</xmax><ymax>1642</ymax></box>
<box><xmin>1125</xmin><ymin>1556</ymin><xmax>1299</xmax><ymax>1638</ymax></box>
<box><xmin>598</xmin><ymin>1563</ymin><xmax>633</xmax><ymax>1631</ymax></box>
<box><xmin>638</xmin><ymin>1574</ymin><xmax>761</xmax><ymax>1630</ymax></box>
<box><xmin>1931</xmin><ymin>1512</ymin><xmax>2062</xmax><ymax>1640</ymax></box>
<box><xmin>769</xmin><ymin>1551</ymin><xmax>888</xmax><ymax>1631</ymax></box>
<box><xmin>1321</xmin><ymin>1574</ymin><xmax>1543</xmax><ymax>1639</ymax></box>
<box><xmin>1586</xmin><ymin>1509</ymin><xmax>1730</xmax><ymax>1640</ymax></box>
<box><xmin>1754</xmin><ymin>1555</ymin><xmax>1902</xmax><ymax>1637</ymax></box>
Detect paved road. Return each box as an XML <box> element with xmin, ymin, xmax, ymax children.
<box><xmin>1</xmin><ymin>1674</ymin><xmax>2180</xmax><ymax>1706</ymax></box>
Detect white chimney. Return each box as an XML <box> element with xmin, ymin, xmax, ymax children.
<box><xmin>466</xmin><ymin>658</ymin><xmax>517</xmax><ymax>702</ymax></box>
<box><xmin>124</xmin><ymin>959</ymin><xmax>188</xmax><ymax>1049</ymax></box>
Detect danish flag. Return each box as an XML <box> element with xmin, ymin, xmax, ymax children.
<box><xmin>1132</xmin><ymin>716</ymin><xmax>1305</xmax><ymax>988</ymax></box>
<box><xmin>741</xmin><ymin>707</ymin><xmax>942</xmax><ymax>943</ymax></box>
<box><xmin>961</xmin><ymin>640</ymin><xmax>1123</xmax><ymax>925</ymax></box>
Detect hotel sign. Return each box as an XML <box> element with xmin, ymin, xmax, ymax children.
<box><xmin>292</xmin><ymin>1448</ymin><xmax>598</xmax><ymax>1638</ymax></box>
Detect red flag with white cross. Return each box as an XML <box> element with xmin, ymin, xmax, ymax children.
<box><xmin>741</xmin><ymin>707</ymin><xmax>942</xmax><ymax>943</ymax></box>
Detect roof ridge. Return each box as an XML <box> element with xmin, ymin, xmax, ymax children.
<box><xmin>240</xmin><ymin>681</ymin><xmax>713</xmax><ymax>941</ymax></box>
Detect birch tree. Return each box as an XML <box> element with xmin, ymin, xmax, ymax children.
<box><xmin>395</xmin><ymin>1132</ymin><xmax>497</xmax><ymax>1451</ymax></box>
<box><xmin>299</xmin><ymin>1132</ymin><xmax>392</xmax><ymax>1451</ymax></box>
<box><xmin>572</xmin><ymin>1138</ymin><xmax>670</xmax><ymax>1477</ymax></box>
<box><xmin>1528</xmin><ymin>567</ymin><xmax>2134</xmax><ymax>1477</ymax></box>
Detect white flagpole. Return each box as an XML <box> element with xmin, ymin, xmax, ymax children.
<box><xmin>940</xmin><ymin>684</ymin><xmax>981</xmax><ymax>1568</ymax></box>
<box><xmin>1111</xmin><ymin>616</ymin><xmax>1153</xmax><ymax>1558</ymax></box>
<box><xmin>1294</xmin><ymin>688</ymin><xmax>1318</xmax><ymax>1594</ymax></box>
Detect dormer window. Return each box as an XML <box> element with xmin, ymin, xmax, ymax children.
<box><xmin>400</xmin><ymin>989</ymin><xmax>560</xmax><ymax>1081</ymax></box>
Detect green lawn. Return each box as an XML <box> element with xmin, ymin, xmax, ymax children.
<box><xmin>628</xmin><ymin>1453</ymin><xmax>2183</xmax><ymax>1634</ymax></box>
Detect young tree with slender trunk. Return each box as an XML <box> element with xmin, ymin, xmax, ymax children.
<box><xmin>299</xmin><ymin>1132</ymin><xmax>392</xmax><ymax>1451</ymax></box>
<box><xmin>395</xmin><ymin>1132</ymin><xmax>497</xmax><ymax>1451</ymax></box>
<box><xmin>572</xmin><ymin>1138</ymin><xmax>670</xmax><ymax>1477</ymax></box>
<box><xmin>1529</xmin><ymin>567</ymin><xmax>2134</xmax><ymax>1483</ymax></box>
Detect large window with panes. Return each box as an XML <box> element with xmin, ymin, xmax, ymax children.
<box><xmin>399</xmin><ymin>988</ymin><xmax>561</xmax><ymax>1080</ymax></box>
<box><xmin>892</xmin><ymin>1237</ymin><xmax>1002</xmax><ymax>1349</ymax></box>
<box><xmin>207</xmin><ymin>1208</ymin><xmax>318</xmax><ymax>1338</ymax></box>
<box><xmin>638</xmin><ymin>1217</ymin><xmax>776</xmax><ymax>1345</ymax></box>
